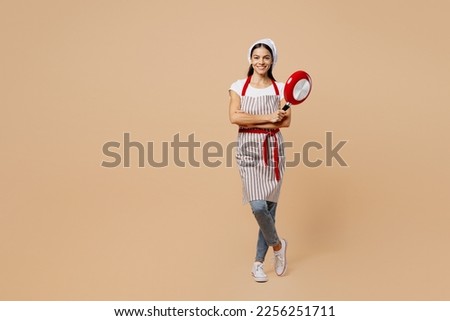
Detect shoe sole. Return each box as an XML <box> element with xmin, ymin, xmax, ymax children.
<box><xmin>252</xmin><ymin>274</ymin><xmax>268</xmax><ymax>282</ymax></box>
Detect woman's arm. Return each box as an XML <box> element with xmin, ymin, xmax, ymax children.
<box><xmin>228</xmin><ymin>90</ymin><xmax>287</xmax><ymax>127</ymax></box>
<box><xmin>253</xmin><ymin>99</ymin><xmax>291</xmax><ymax>129</ymax></box>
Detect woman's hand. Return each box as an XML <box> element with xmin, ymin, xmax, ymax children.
<box><xmin>269</xmin><ymin>109</ymin><xmax>287</xmax><ymax>123</ymax></box>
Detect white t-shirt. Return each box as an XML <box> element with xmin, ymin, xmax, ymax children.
<box><xmin>229</xmin><ymin>79</ymin><xmax>285</xmax><ymax>100</ymax></box>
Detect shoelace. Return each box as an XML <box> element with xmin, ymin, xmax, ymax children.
<box><xmin>274</xmin><ymin>253</ymin><xmax>284</xmax><ymax>267</ymax></box>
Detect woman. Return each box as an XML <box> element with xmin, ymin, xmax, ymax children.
<box><xmin>229</xmin><ymin>38</ymin><xmax>290</xmax><ymax>282</ymax></box>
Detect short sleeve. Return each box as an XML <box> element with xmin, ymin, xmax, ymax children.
<box><xmin>229</xmin><ymin>79</ymin><xmax>245</xmax><ymax>97</ymax></box>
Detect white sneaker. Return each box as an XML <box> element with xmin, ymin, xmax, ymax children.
<box><xmin>252</xmin><ymin>262</ymin><xmax>268</xmax><ymax>282</ymax></box>
<box><xmin>274</xmin><ymin>239</ymin><xmax>287</xmax><ymax>276</ymax></box>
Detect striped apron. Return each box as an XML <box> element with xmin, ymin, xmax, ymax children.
<box><xmin>236</xmin><ymin>77</ymin><xmax>285</xmax><ymax>204</ymax></box>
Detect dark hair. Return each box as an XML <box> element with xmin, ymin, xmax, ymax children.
<box><xmin>247</xmin><ymin>43</ymin><xmax>276</xmax><ymax>81</ymax></box>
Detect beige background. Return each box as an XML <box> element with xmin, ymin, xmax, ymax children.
<box><xmin>1</xmin><ymin>0</ymin><xmax>450</xmax><ymax>300</ymax></box>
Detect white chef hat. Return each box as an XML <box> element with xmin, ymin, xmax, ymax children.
<box><xmin>247</xmin><ymin>38</ymin><xmax>278</xmax><ymax>66</ymax></box>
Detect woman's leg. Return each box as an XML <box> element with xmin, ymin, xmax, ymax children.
<box><xmin>250</xmin><ymin>200</ymin><xmax>280</xmax><ymax>262</ymax></box>
<box><xmin>255</xmin><ymin>230</ymin><xmax>268</xmax><ymax>263</ymax></box>
<box><xmin>251</xmin><ymin>200</ymin><xmax>287</xmax><ymax>277</ymax></box>
<box><xmin>255</xmin><ymin>201</ymin><xmax>278</xmax><ymax>262</ymax></box>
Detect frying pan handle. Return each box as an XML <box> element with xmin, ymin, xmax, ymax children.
<box><xmin>282</xmin><ymin>103</ymin><xmax>291</xmax><ymax>111</ymax></box>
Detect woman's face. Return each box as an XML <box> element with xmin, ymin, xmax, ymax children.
<box><xmin>250</xmin><ymin>47</ymin><xmax>273</xmax><ymax>76</ymax></box>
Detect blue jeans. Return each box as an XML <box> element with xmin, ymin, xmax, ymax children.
<box><xmin>250</xmin><ymin>200</ymin><xmax>280</xmax><ymax>263</ymax></box>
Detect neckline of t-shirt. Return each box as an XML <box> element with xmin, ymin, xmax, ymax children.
<box><xmin>248</xmin><ymin>84</ymin><xmax>275</xmax><ymax>90</ymax></box>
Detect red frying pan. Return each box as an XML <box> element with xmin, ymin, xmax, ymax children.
<box><xmin>282</xmin><ymin>70</ymin><xmax>312</xmax><ymax>110</ymax></box>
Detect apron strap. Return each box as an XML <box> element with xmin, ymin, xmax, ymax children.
<box><xmin>241</xmin><ymin>77</ymin><xmax>280</xmax><ymax>96</ymax></box>
<box><xmin>271</xmin><ymin>79</ymin><xmax>279</xmax><ymax>96</ymax></box>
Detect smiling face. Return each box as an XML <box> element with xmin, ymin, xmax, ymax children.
<box><xmin>250</xmin><ymin>47</ymin><xmax>273</xmax><ymax>76</ymax></box>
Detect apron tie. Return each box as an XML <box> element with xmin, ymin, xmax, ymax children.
<box><xmin>238</xmin><ymin>128</ymin><xmax>281</xmax><ymax>181</ymax></box>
